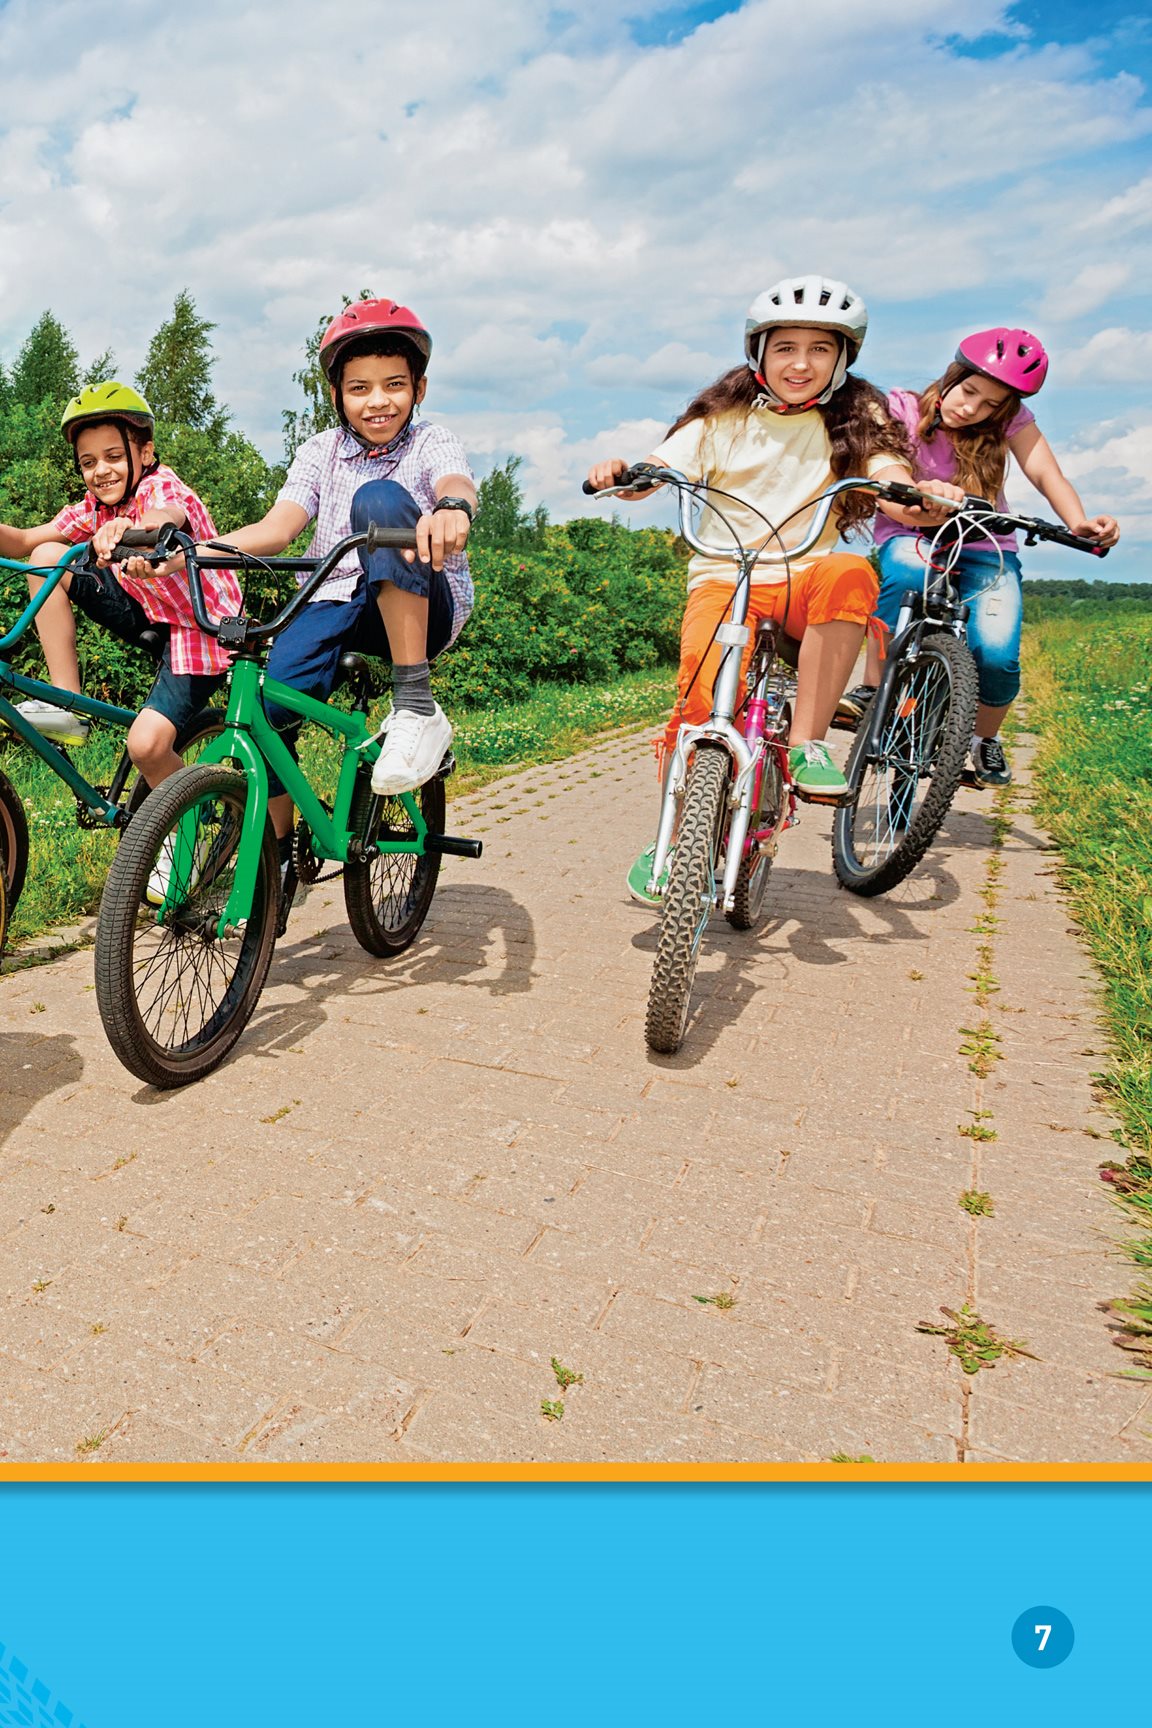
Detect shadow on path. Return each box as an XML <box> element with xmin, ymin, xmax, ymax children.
<box><xmin>0</xmin><ymin>1031</ymin><xmax>84</xmax><ymax>1149</ymax></box>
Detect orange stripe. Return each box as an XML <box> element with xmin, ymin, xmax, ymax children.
<box><xmin>2</xmin><ymin>1463</ymin><xmax>1148</xmax><ymax>1484</ymax></box>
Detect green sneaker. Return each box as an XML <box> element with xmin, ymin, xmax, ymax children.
<box><xmin>788</xmin><ymin>740</ymin><xmax>849</xmax><ymax>801</ymax></box>
<box><xmin>626</xmin><ymin>842</ymin><xmax>672</xmax><ymax>906</ymax></box>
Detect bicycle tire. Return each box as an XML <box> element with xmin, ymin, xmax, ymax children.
<box><xmin>94</xmin><ymin>763</ymin><xmax>279</xmax><ymax>1087</ymax></box>
<box><xmin>343</xmin><ymin>765</ymin><xmax>445</xmax><ymax>957</ymax></box>
<box><xmin>832</xmin><ymin>631</ymin><xmax>978</xmax><ymax>897</ymax></box>
<box><xmin>0</xmin><ymin>765</ymin><xmax>29</xmax><ymax>914</ymax></box>
<box><xmin>645</xmin><ymin>744</ymin><xmax>729</xmax><ymax>1054</ymax></box>
<box><xmin>123</xmin><ymin>707</ymin><xmax>228</xmax><ymax>821</ymax></box>
<box><xmin>726</xmin><ymin>745</ymin><xmax>785</xmax><ymax>930</ymax></box>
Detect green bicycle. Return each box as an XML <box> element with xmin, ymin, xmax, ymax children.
<box><xmin>93</xmin><ymin>523</ymin><xmax>481</xmax><ymax>1088</ymax></box>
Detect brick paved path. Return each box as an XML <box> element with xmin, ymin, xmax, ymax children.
<box><xmin>2</xmin><ymin>725</ymin><xmax>1149</xmax><ymax>1463</ymax></box>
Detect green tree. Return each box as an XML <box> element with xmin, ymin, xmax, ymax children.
<box><xmin>281</xmin><ymin>289</ymin><xmax>376</xmax><ymax>464</ymax></box>
<box><xmin>469</xmin><ymin>455</ymin><xmax>549</xmax><ymax>550</ymax></box>
<box><xmin>136</xmin><ymin>290</ymin><xmax>226</xmax><ymax>435</ymax></box>
<box><xmin>9</xmin><ymin>311</ymin><xmax>80</xmax><ymax>409</ymax></box>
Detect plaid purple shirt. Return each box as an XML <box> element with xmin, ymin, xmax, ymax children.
<box><xmin>278</xmin><ymin>421</ymin><xmax>475</xmax><ymax>639</ymax></box>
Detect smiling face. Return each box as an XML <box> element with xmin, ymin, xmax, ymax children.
<box><xmin>938</xmin><ymin>371</ymin><xmax>1013</xmax><ymax>430</ymax></box>
<box><xmin>335</xmin><ymin>349</ymin><xmax>427</xmax><ymax>445</ymax></box>
<box><xmin>73</xmin><ymin>422</ymin><xmax>153</xmax><ymax>507</ymax></box>
<box><xmin>757</xmin><ymin>326</ymin><xmax>841</xmax><ymax>405</ymax></box>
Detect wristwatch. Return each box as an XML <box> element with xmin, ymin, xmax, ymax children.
<box><xmin>432</xmin><ymin>496</ymin><xmax>474</xmax><ymax>521</ymax></box>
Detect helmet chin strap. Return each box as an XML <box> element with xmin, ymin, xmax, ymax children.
<box><xmin>751</xmin><ymin>332</ymin><xmax>849</xmax><ymax>411</ymax></box>
<box><xmin>74</xmin><ymin>421</ymin><xmax>157</xmax><ymax>507</ymax></box>
<box><xmin>931</xmin><ymin>373</ymin><xmax>971</xmax><ymax>434</ymax></box>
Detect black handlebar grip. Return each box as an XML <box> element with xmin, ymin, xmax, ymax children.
<box><xmin>364</xmin><ymin>523</ymin><xmax>419</xmax><ymax>553</ymax></box>
<box><xmin>113</xmin><ymin>527</ymin><xmax>161</xmax><ymax>550</ymax></box>
<box><xmin>582</xmin><ymin>465</ymin><xmax>657</xmax><ymax>496</ymax></box>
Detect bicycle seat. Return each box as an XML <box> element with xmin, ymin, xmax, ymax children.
<box><xmin>334</xmin><ymin>652</ymin><xmax>388</xmax><ymax>698</ymax></box>
<box><xmin>137</xmin><ymin>629</ymin><xmax>166</xmax><ymax>664</ymax></box>
<box><xmin>755</xmin><ymin>621</ymin><xmax>801</xmax><ymax>670</ymax></box>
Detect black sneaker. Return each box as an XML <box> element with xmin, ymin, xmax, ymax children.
<box><xmin>833</xmin><ymin>684</ymin><xmax>877</xmax><ymax>730</ymax></box>
<box><xmin>971</xmin><ymin>737</ymin><xmax>1011</xmax><ymax>789</ymax></box>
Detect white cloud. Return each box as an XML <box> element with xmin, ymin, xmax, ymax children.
<box><xmin>1037</xmin><ymin>264</ymin><xmax>1132</xmax><ymax>324</ymax></box>
<box><xmin>1061</xmin><ymin>327</ymin><xmax>1152</xmax><ymax>383</ymax></box>
<box><xmin>0</xmin><ymin>0</ymin><xmax>1148</xmax><ymax>586</ymax></box>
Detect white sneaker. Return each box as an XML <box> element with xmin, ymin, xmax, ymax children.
<box><xmin>146</xmin><ymin>831</ymin><xmax>209</xmax><ymax>906</ymax></box>
<box><xmin>15</xmin><ymin>699</ymin><xmax>90</xmax><ymax>745</ymax></box>
<box><xmin>370</xmin><ymin>704</ymin><xmax>453</xmax><ymax>796</ymax></box>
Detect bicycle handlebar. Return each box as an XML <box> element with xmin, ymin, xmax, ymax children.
<box><xmin>587</xmin><ymin>466</ymin><xmax>918</xmax><ymax>567</ymax></box>
<box><xmin>585</xmin><ymin>469</ymin><xmax>1111</xmax><ymax>562</ymax></box>
<box><xmin>137</xmin><ymin>522</ymin><xmax>421</xmax><ymax>650</ymax></box>
<box><xmin>918</xmin><ymin>493</ymin><xmax>1111</xmax><ymax>559</ymax></box>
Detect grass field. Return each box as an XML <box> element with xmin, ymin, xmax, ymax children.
<box><xmin>0</xmin><ymin>666</ymin><xmax>674</xmax><ymax>948</ymax></box>
<box><xmin>1022</xmin><ymin>606</ymin><xmax>1152</xmax><ymax>1377</ymax></box>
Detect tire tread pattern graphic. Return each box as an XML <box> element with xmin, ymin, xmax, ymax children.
<box><xmin>0</xmin><ymin>1641</ymin><xmax>89</xmax><ymax>1728</ymax></box>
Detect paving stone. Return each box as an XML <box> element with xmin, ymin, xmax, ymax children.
<box><xmin>1</xmin><ymin>726</ymin><xmax>1146</xmax><ymax>1462</ymax></box>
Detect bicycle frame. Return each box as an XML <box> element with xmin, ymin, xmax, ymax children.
<box><xmin>0</xmin><ymin>548</ymin><xmax>142</xmax><ymax>825</ymax></box>
<box><xmin>642</xmin><ymin>473</ymin><xmax>870</xmax><ymax>914</ymax></box>
<box><xmin>177</xmin><ymin>658</ymin><xmax>429</xmax><ymax>935</ymax></box>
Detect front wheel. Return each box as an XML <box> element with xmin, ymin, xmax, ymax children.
<box><xmin>343</xmin><ymin>767</ymin><xmax>445</xmax><ymax>957</ymax></box>
<box><xmin>645</xmin><ymin>744</ymin><xmax>729</xmax><ymax>1055</ymax></box>
<box><xmin>0</xmin><ymin>765</ymin><xmax>29</xmax><ymax>916</ymax></box>
<box><xmin>94</xmin><ymin>764</ymin><xmax>279</xmax><ymax>1087</ymax></box>
<box><xmin>832</xmin><ymin>631</ymin><xmax>978</xmax><ymax>896</ymax></box>
<box><xmin>726</xmin><ymin>745</ymin><xmax>786</xmax><ymax>931</ymax></box>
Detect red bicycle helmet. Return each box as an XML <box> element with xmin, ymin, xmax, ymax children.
<box><xmin>955</xmin><ymin>327</ymin><xmax>1048</xmax><ymax>396</ymax></box>
<box><xmin>318</xmin><ymin>299</ymin><xmax>432</xmax><ymax>383</ymax></box>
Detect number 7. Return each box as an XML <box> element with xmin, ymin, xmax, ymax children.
<box><xmin>1035</xmin><ymin>1625</ymin><xmax>1051</xmax><ymax>1652</ymax></box>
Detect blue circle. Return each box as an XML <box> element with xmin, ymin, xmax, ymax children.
<box><xmin>1011</xmin><ymin>1606</ymin><xmax>1075</xmax><ymax>1668</ymax></box>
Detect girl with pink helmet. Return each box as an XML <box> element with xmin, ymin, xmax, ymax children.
<box><xmin>841</xmin><ymin>328</ymin><xmax>1120</xmax><ymax>788</ymax></box>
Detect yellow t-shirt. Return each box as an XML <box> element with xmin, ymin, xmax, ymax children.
<box><xmin>649</xmin><ymin>404</ymin><xmax>900</xmax><ymax>588</ymax></box>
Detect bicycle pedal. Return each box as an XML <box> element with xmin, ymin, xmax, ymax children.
<box><xmin>959</xmin><ymin>769</ymin><xmax>987</xmax><ymax>790</ymax></box>
<box><xmin>793</xmin><ymin>786</ymin><xmax>857</xmax><ymax>808</ymax></box>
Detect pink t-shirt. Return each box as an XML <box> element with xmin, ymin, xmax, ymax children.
<box><xmin>51</xmin><ymin>466</ymin><xmax>242</xmax><ymax>676</ymax></box>
<box><xmin>873</xmin><ymin>388</ymin><xmax>1035</xmax><ymax>552</ymax></box>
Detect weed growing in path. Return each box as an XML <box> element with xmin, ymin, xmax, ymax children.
<box><xmin>917</xmin><ymin>1303</ymin><xmax>1036</xmax><ymax>1375</ymax></box>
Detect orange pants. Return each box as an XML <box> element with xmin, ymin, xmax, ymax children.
<box><xmin>663</xmin><ymin>553</ymin><xmax>878</xmax><ymax>755</ymax></box>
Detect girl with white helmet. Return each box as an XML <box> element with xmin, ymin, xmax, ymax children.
<box><xmin>844</xmin><ymin>329</ymin><xmax>1120</xmax><ymax>787</ymax></box>
<box><xmin>587</xmin><ymin>273</ymin><xmax>923</xmax><ymax>879</ymax></box>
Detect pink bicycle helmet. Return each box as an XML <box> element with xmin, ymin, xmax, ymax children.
<box><xmin>319</xmin><ymin>299</ymin><xmax>432</xmax><ymax>383</ymax></box>
<box><xmin>955</xmin><ymin>328</ymin><xmax>1048</xmax><ymax>396</ymax></box>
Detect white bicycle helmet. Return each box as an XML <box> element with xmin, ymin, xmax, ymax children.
<box><xmin>744</xmin><ymin>275</ymin><xmax>868</xmax><ymax>406</ymax></box>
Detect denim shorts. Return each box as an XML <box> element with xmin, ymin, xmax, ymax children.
<box><xmin>70</xmin><ymin>564</ymin><xmax>222</xmax><ymax>731</ymax></box>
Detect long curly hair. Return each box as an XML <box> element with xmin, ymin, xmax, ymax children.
<box><xmin>665</xmin><ymin>364</ymin><xmax>913</xmax><ymax>535</ymax></box>
<box><xmin>914</xmin><ymin>363</ymin><xmax>1022</xmax><ymax>500</ymax></box>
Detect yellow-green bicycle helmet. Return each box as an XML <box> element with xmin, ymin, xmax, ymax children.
<box><xmin>60</xmin><ymin>381</ymin><xmax>155</xmax><ymax>444</ymax></box>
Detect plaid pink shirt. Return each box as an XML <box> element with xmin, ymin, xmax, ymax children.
<box><xmin>278</xmin><ymin>422</ymin><xmax>474</xmax><ymax>641</ymax></box>
<box><xmin>51</xmin><ymin>466</ymin><xmax>242</xmax><ymax>676</ymax></box>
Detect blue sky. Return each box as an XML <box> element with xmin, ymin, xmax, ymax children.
<box><xmin>0</xmin><ymin>0</ymin><xmax>1149</xmax><ymax>579</ymax></box>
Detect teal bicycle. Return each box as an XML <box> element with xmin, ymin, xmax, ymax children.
<box><xmin>93</xmin><ymin>523</ymin><xmax>481</xmax><ymax>1088</ymax></box>
<box><xmin>0</xmin><ymin>544</ymin><xmax>222</xmax><ymax>955</ymax></box>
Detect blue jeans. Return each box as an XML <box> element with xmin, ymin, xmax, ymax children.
<box><xmin>875</xmin><ymin>535</ymin><xmax>1023</xmax><ymax>708</ymax></box>
<box><xmin>264</xmin><ymin>478</ymin><xmax>458</xmax><ymax>792</ymax></box>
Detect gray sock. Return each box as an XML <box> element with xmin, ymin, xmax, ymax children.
<box><xmin>392</xmin><ymin>661</ymin><xmax>435</xmax><ymax>717</ymax></box>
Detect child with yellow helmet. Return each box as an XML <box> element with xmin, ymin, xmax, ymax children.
<box><xmin>0</xmin><ymin>381</ymin><xmax>241</xmax><ymax>790</ymax></box>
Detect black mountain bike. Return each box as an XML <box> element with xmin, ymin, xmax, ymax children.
<box><xmin>832</xmin><ymin>491</ymin><xmax>1109</xmax><ymax>896</ymax></box>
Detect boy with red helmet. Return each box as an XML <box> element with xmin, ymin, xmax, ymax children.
<box><xmin>193</xmin><ymin>297</ymin><xmax>476</xmax><ymax>863</ymax></box>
